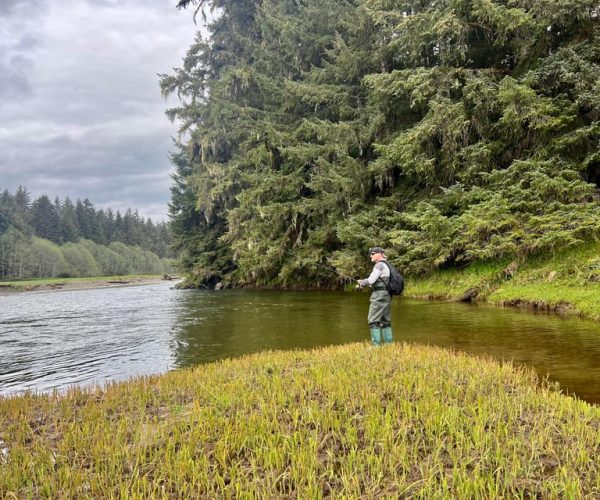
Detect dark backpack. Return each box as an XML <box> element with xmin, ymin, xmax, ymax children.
<box><xmin>381</xmin><ymin>260</ymin><xmax>405</xmax><ymax>296</ymax></box>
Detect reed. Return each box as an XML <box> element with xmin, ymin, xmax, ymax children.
<box><xmin>1</xmin><ymin>343</ymin><xmax>599</xmax><ymax>497</ymax></box>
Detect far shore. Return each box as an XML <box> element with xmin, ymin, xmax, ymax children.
<box><xmin>0</xmin><ymin>275</ymin><xmax>180</xmax><ymax>295</ymax></box>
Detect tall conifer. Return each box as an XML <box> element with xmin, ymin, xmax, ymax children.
<box><xmin>168</xmin><ymin>0</ymin><xmax>600</xmax><ymax>285</ymax></box>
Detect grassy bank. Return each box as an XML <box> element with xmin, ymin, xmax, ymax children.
<box><xmin>407</xmin><ymin>240</ymin><xmax>600</xmax><ymax>320</ymax></box>
<box><xmin>0</xmin><ymin>274</ymin><xmax>165</xmax><ymax>292</ymax></box>
<box><xmin>1</xmin><ymin>343</ymin><xmax>599</xmax><ymax>497</ymax></box>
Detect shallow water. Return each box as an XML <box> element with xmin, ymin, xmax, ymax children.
<box><xmin>1</xmin><ymin>282</ymin><xmax>599</xmax><ymax>403</ymax></box>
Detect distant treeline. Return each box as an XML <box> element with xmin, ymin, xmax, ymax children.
<box><xmin>0</xmin><ymin>186</ymin><xmax>171</xmax><ymax>257</ymax></box>
<box><xmin>0</xmin><ymin>231</ymin><xmax>171</xmax><ymax>280</ymax></box>
<box><xmin>0</xmin><ymin>187</ymin><xmax>173</xmax><ymax>280</ymax></box>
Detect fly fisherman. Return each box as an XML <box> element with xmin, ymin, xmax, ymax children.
<box><xmin>356</xmin><ymin>247</ymin><xmax>393</xmax><ymax>346</ymax></box>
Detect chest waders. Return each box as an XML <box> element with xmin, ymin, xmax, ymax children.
<box><xmin>368</xmin><ymin>279</ymin><xmax>393</xmax><ymax>346</ymax></box>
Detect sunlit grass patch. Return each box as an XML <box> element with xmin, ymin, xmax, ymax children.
<box><xmin>489</xmin><ymin>283</ymin><xmax>600</xmax><ymax>319</ymax></box>
<box><xmin>407</xmin><ymin>241</ymin><xmax>600</xmax><ymax>319</ymax></box>
<box><xmin>407</xmin><ymin>259</ymin><xmax>507</xmax><ymax>301</ymax></box>
<box><xmin>1</xmin><ymin>343</ymin><xmax>599</xmax><ymax>497</ymax></box>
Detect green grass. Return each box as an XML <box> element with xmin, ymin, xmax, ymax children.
<box><xmin>1</xmin><ymin>343</ymin><xmax>599</xmax><ymax>497</ymax></box>
<box><xmin>407</xmin><ymin>240</ymin><xmax>600</xmax><ymax>319</ymax></box>
<box><xmin>0</xmin><ymin>275</ymin><xmax>163</xmax><ymax>291</ymax></box>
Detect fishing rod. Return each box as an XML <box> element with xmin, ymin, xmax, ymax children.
<box><xmin>314</xmin><ymin>263</ymin><xmax>358</xmax><ymax>282</ymax></box>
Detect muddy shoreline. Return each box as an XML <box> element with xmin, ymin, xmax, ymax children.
<box><xmin>0</xmin><ymin>276</ymin><xmax>180</xmax><ymax>295</ymax></box>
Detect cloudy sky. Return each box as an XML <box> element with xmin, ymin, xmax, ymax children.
<box><xmin>0</xmin><ymin>0</ymin><xmax>202</xmax><ymax>222</ymax></box>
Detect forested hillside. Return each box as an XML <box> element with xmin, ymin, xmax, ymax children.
<box><xmin>164</xmin><ymin>0</ymin><xmax>600</xmax><ymax>288</ymax></box>
<box><xmin>0</xmin><ymin>187</ymin><xmax>173</xmax><ymax>280</ymax></box>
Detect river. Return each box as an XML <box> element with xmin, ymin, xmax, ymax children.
<box><xmin>1</xmin><ymin>281</ymin><xmax>599</xmax><ymax>404</ymax></box>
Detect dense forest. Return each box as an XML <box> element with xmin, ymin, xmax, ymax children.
<box><xmin>164</xmin><ymin>0</ymin><xmax>600</xmax><ymax>288</ymax></box>
<box><xmin>0</xmin><ymin>187</ymin><xmax>173</xmax><ymax>280</ymax></box>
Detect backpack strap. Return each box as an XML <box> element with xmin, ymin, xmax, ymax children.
<box><xmin>375</xmin><ymin>260</ymin><xmax>391</xmax><ymax>289</ymax></box>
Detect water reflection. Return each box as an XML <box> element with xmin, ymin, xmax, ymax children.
<box><xmin>169</xmin><ymin>289</ymin><xmax>366</xmax><ymax>366</ymax></box>
<box><xmin>393</xmin><ymin>300</ymin><xmax>600</xmax><ymax>403</ymax></box>
<box><xmin>1</xmin><ymin>283</ymin><xmax>600</xmax><ymax>403</ymax></box>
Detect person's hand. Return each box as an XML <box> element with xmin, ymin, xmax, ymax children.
<box><xmin>355</xmin><ymin>281</ymin><xmax>363</xmax><ymax>290</ymax></box>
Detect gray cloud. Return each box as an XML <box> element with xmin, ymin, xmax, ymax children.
<box><xmin>0</xmin><ymin>58</ymin><xmax>33</xmax><ymax>100</ymax></box>
<box><xmin>0</xmin><ymin>1</ymin><xmax>42</xmax><ymax>101</ymax></box>
<box><xmin>0</xmin><ymin>0</ymin><xmax>28</xmax><ymax>16</ymax></box>
<box><xmin>13</xmin><ymin>35</ymin><xmax>39</xmax><ymax>51</ymax></box>
<box><xmin>0</xmin><ymin>0</ymin><xmax>45</xmax><ymax>17</ymax></box>
<box><xmin>0</xmin><ymin>0</ymin><xmax>200</xmax><ymax>221</ymax></box>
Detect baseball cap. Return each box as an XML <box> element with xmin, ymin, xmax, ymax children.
<box><xmin>368</xmin><ymin>247</ymin><xmax>385</xmax><ymax>255</ymax></box>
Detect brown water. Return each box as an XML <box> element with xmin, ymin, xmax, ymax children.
<box><xmin>1</xmin><ymin>282</ymin><xmax>599</xmax><ymax>403</ymax></box>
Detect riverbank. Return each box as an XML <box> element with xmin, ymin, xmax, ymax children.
<box><xmin>1</xmin><ymin>343</ymin><xmax>598</xmax><ymax>497</ymax></box>
<box><xmin>0</xmin><ymin>275</ymin><xmax>177</xmax><ymax>294</ymax></box>
<box><xmin>406</xmin><ymin>240</ymin><xmax>600</xmax><ymax>320</ymax></box>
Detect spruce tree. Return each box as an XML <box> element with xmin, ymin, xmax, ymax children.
<box><xmin>166</xmin><ymin>0</ymin><xmax>600</xmax><ymax>285</ymax></box>
<box><xmin>60</xmin><ymin>197</ymin><xmax>80</xmax><ymax>243</ymax></box>
<box><xmin>13</xmin><ymin>186</ymin><xmax>32</xmax><ymax>233</ymax></box>
<box><xmin>30</xmin><ymin>195</ymin><xmax>61</xmax><ymax>243</ymax></box>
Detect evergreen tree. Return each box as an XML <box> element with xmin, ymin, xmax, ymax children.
<box><xmin>166</xmin><ymin>0</ymin><xmax>600</xmax><ymax>286</ymax></box>
<box><xmin>82</xmin><ymin>199</ymin><xmax>97</xmax><ymax>240</ymax></box>
<box><xmin>75</xmin><ymin>199</ymin><xmax>89</xmax><ymax>240</ymax></box>
<box><xmin>93</xmin><ymin>209</ymin><xmax>108</xmax><ymax>245</ymax></box>
<box><xmin>30</xmin><ymin>195</ymin><xmax>61</xmax><ymax>243</ymax></box>
<box><xmin>0</xmin><ymin>212</ymin><xmax>8</xmax><ymax>236</ymax></box>
<box><xmin>114</xmin><ymin>211</ymin><xmax>125</xmax><ymax>242</ymax></box>
<box><xmin>155</xmin><ymin>222</ymin><xmax>172</xmax><ymax>258</ymax></box>
<box><xmin>0</xmin><ymin>190</ymin><xmax>14</xmax><ymax>235</ymax></box>
<box><xmin>60</xmin><ymin>197</ymin><xmax>80</xmax><ymax>243</ymax></box>
<box><xmin>166</xmin><ymin>148</ymin><xmax>226</xmax><ymax>282</ymax></box>
<box><xmin>103</xmin><ymin>208</ymin><xmax>116</xmax><ymax>243</ymax></box>
<box><xmin>12</xmin><ymin>186</ymin><xmax>32</xmax><ymax>233</ymax></box>
<box><xmin>122</xmin><ymin>209</ymin><xmax>142</xmax><ymax>246</ymax></box>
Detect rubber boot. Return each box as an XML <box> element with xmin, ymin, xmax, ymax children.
<box><xmin>370</xmin><ymin>326</ymin><xmax>382</xmax><ymax>346</ymax></box>
<box><xmin>382</xmin><ymin>326</ymin><xmax>393</xmax><ymax>344</ymax></box>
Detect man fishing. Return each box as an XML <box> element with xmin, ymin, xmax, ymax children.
<box><xmin>356</xmin><ymin>247</ymin><xmax>393</xmax><ymax>346</ymax></box>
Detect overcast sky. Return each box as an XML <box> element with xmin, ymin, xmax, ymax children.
<box><xmin>0</xmin><ymin>0</ymin><xmax>201</xmax><ymax>222</ymax></box>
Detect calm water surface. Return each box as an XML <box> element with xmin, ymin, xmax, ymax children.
<box><xmin>1</xmin><ymin>281</ymin><xmax>600</xmax><ymax>403</ymax></box>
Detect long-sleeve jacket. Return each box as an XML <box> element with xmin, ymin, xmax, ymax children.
<box><xmin>358</xmin><ymin>261</ymin><xmax>390</xmax><ymax>288</ymax></box>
